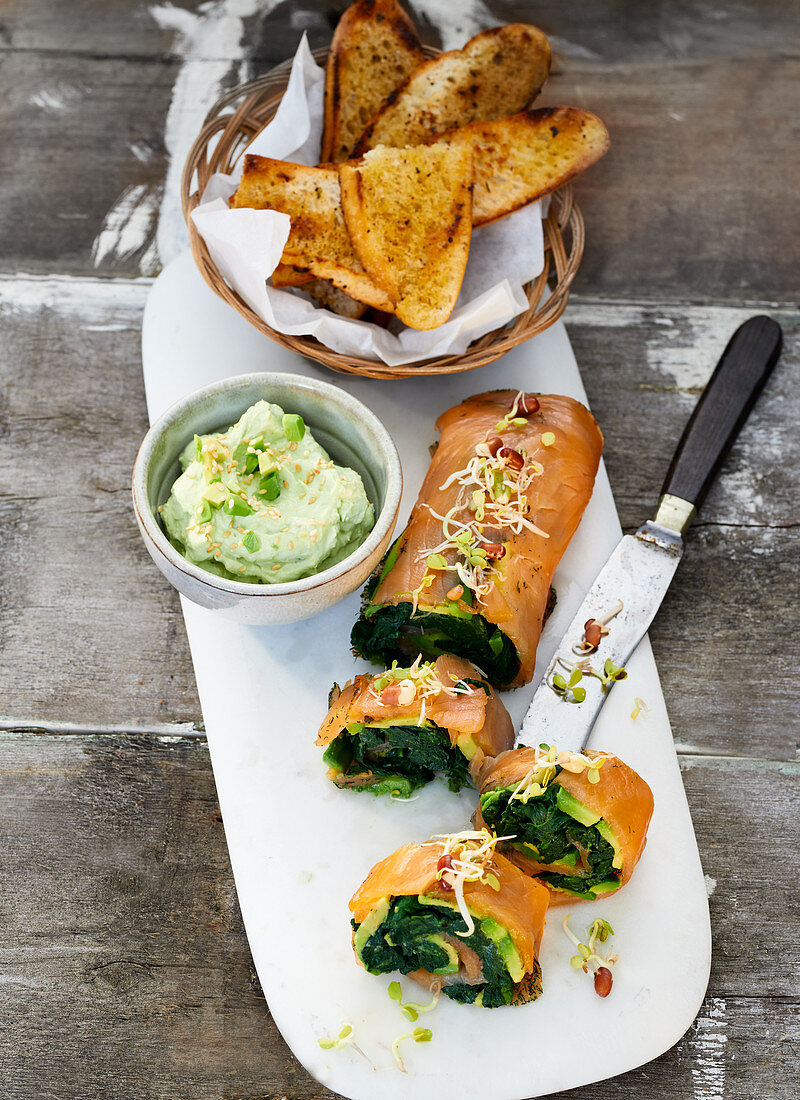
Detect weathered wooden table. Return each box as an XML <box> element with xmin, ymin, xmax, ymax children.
<box><xmin>1</xmin><ymin>1</ymin><xmax>797</xmax><ymax>1096</ymax></box>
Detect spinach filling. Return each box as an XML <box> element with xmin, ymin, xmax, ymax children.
<box><xmin>351</xmin><ymin>600</ymin><xmax>520</xmax><ymax>687</ymax></box>
<box><xmin>350</xmin><ymin>548</ymin><xmax>558</xmax><ymax>688</ymax></box>
<box><xmin>480</xmin><ymin>785</ymin><xmax>618</xmax><ymax>899</ymax></box>
<box><xmin>355</xmin><ymin>895</ymin><xmax>537</xmax><ymax>1009</ymax></box>
<box><xmin>323</xmin><ymin>722</ymin><xmax>473</xmax><ymax>797</ymax></box>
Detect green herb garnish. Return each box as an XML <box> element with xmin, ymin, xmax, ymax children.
<box><xmin>589</xmin><ymin>658</ymin><xmax>628</xmax><ymax>691</ymax></box>
<box><xmin>387</xmin><ymin>980</ymin><xmax>440</xmax><ymax>1022</ymax></box>
<box><xmin>318</xmin><ymin>1023</ymin><xmax>354</xmax><ymax>1051</ymax></box>
<box><xmin>392</xmin><ymin>1027</ymin><xmax>433</xmax><ymax>1073</ymax></box>
<box><xmin>551</xmin><ymin>667</ymin><xmax>586</xmax><ymax>703</ymax></box>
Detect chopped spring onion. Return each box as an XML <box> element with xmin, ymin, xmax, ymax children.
<box><xmin>242</xmin><ymin>530</ymin><xmax>260</xmax><ymax>554</ymax></box>
<box><xmin>259</xmin><ymin>470</ymin><xmax>281</xmax><ymax>501</ymax></box>
<box><xmin>223</xmin><ymin>495</ymin><xmax>254</xmax><ymax>517</ymax></box>
<box><xmin>282</xmin><ymin>413</ymin><xmax>305</xmax><ymax>442</ymax></box>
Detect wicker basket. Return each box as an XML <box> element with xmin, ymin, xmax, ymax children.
<box><xmin>181</xmin><ymin>47</ymin><xmax>585</xmax><ymax>381</ymax></box>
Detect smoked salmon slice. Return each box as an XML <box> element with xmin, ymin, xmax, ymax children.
<box><xmin>351</xmin><ymin>390</ymin><xmax>603</xmax><ymax>687</ymax></box>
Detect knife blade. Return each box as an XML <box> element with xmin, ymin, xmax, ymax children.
<box><xmin>518</xmin><ymin>314</ymin><xmax>783</xmax><ymax>751</ymax></box>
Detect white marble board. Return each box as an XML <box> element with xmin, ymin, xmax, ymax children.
<box><xmin>141</xmin><ymin>250</ymin><xmax>711</xmax><ymax>1100</ymax></box>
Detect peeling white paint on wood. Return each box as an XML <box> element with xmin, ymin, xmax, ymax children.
<box><xmin>129</xmin><ymin>142</ymin><xmax>154</xmax><ymax>164</ymax></box>
<box><xmin>28</xmin><ymin>83</ymin><xmax>84</xmax><ymax>112</ymax></box>
<box><xmin>565</xmin><ymin>300</ymin><xmax>790</xmax><ymax>391</ymax></box>
<box><xmin>688</xmin><ymin>997</ymin><xmax>728</xmax><ymax>1099</ymax></box>
<box><xmin>148</xmin><ymin>0</ymin><xmax>268</xmax><ymax>271</ymax></box>
<box><xmin>91</xmin><ymin>183</ymin><xmax>161</xmax><ymax>270</ymax></box>
<box><xmin>0</xmin><ymin>272</ymin><xmax>150</xmax><ymax>319</ymax></box>
<box><xmin>412</xmin><ymin>0</ymin><xmax>493</xmax><ymax>49</ymax></box>
<box><xmin>88</xmin><ymin>0</ymin><xmax>272</xmax><ymax>274</ymax></box>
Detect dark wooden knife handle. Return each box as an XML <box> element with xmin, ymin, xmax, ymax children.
<box><xmin>661</xmin><ymin>315</ymin><xmax>782</xmax><ymax>508</ymax></box>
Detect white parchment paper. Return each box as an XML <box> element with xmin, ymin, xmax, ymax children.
<box><xmin>191</xmin><ymin>35</ymin><xmax>545</xmax><ymax>367</ymax></box>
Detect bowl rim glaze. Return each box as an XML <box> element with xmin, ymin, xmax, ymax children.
<box><xmin>132</xmin><ymin>372</ymin><xmax>402</xmax><ymax>599</ymax></box>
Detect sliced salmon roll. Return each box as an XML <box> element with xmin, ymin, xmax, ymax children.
<box><xmin>475</xmin><ymin>746</ymin><xmax>654</xmax><ymax>903</ymax></box>
<box><xmin>350</xmin><ymin>830</ymin><xmax>549</xmax><ymax>1007</ymax></box>
<box><xmin>350</xmin><ymin>390</ymin><xmax>603</xmax><ymax>687</ymax></box>
<box><xmin>318</xmin><ymin>655</ymin><xmax>513</xmax><ymax>797</ymax></box>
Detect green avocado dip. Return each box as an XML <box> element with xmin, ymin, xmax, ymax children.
<box><xmin>160</xmin><ymin>400</ymin><xmax>375</xmax><ymax>584</ymax></box>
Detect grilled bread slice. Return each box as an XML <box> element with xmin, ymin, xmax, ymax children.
<box><xmin>231</xmin><ymin>155</ymin><xmax>393</xmax><ymax>311</ymax></box>
<box><xmin>322</xmin><ymin>0</ymin><xmax>424</xmax><ymax>163</ymax></box>
<box><xmin>271</xmin><ymin>263</ymin><xmax>315</xmax><ymax>287</ymax></box>
<box><xmin>436</xmin><ymin>106</ymin><xmax>610</xmax><ymax>226</ymax></box>
<box><xmin>353</xmin><ymin>23</ymin><xmax>551</xmax><ymax>154</ymax></box>
<box><xmin>339</xmin><ymin>143</ymin><xmax>474</xmax><ymax>330</ymax></box>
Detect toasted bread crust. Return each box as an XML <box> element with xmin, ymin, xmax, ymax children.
<box><xmin>322</xmin><ymin>0</ymin><xmax>424</xmax><ymax>163</ymax></box>
<box><xmin>435</xmin><ymin>106</ymin><xmax>611</xmax><ymax>226</ymax></box>
<box><xmin>353</xmin><ymin>23</ymin><xmax>551</xmax><ymax>154</ymax></box>
<box><xmin>231</xmin><ymin>154</ymin><xmax>393</xmax><ymax>311</ymax></box>
<box><xmin>270</xmin><ymin>263</ymin><xmax>315</xmax><ymax>287</ymax></box>
<box><xmin>339</xmin><ymin>144</ymin><xmax>474</xmax><ymax>330</ymax></box>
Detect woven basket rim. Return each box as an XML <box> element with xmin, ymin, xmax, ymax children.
<box><xmin>180</xmin><ymin>45</ymin><xmax>585</xmax><ymax>380</ymax></box>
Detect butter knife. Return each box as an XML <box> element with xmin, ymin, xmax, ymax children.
<box><xmin>518</xmin><ymin>314</ymin><xmax>782</xmax><ymax>750</ymax></box>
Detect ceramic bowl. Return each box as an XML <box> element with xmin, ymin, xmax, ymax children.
<box><xmin>132</xmin><ymin>373</ymin><xmax>402</xmax><ymax>625</ymax></box>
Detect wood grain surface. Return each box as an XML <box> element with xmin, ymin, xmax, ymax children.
<box><xmin>0</xmin><ymin>0</ymin><xmax>797</xmax><ymax>1097</ymax></box>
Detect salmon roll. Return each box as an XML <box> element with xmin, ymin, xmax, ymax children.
<box><xmin>476</xmin><ymin>746</ymin><xmax>654</xmax><ymax>903</ymax></box>
<box><xmin>351</xmin><ymin>390</ymin><xmax>603</xmax><ymax>687</ymax></box>
<box><xmin>350</xmin><ymin>830</ymin><xmax>549</xmax><ymax>1007</ymax></box>
<box><xmin>318</xmin><ymin>655</ymin><xmax>514</xmax><ymax>797</ymax></box>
